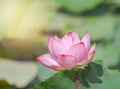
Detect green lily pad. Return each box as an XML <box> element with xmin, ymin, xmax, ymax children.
<box><xmin>61</xmin><ymin>15</ymin><xmax>116</xmax><ymax>41</ymax></box>
<box><xmin>76</xmin><ymin>15</ymin><xmax>116</xmax><ymax>41</ymax></box>
<box><xmin>54</xmin><ymin>0</ymin><xmax>103</xmax><ymax>13</ymax></box>
<box><xmin>107</xmin><ymin>0</ymin><xmax>120</xmax><ymax>7</ymax></box>
<box><xmin>36</xmin><ymin>62</ymin><xmax>57</xmax><ymax>82</ymax></box>
<box><xmin>83</xmin><ymin>69</ymin><xmax>120</xmax><ymax>89</ymax></box>
<box><xmin>0</xmin><ymin>59</ymin><xmax>38</xmax><ymax>88</ymax></box>
<box><xmin>31</xmin><ymin>61</ymin><xmax>120</xmax><ymax>89</ymax></box>
<box><xmin>93</xmin><ymin>44</ymin><xmax>120</xmax><ymax>68</ymax></box>
<box><xmin>113</xmin><ymin>20</ymin><xmax>120</xmax><ymax>49</ymax></box>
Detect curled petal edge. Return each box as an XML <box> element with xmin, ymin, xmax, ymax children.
<box><xmin>76</xmin><ymin>51</ymin><xmax>95</xmax><ymax>66</ymax></box>
<box><xmin>81</xmin><ymin>32</ymin><xmax>90</xmax><ymax>52</ymax></box>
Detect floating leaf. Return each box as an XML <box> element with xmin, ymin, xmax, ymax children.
<box><xmin>31</xmin><ymin>60</ymin><xmax>120</xmax><ymax>89</ymax></box>
<box><xmin>93</xmin><ymin>44</ymin><xmax>120</xmax><ymax>68</ymax></box>
<box><xmin>32</xmin><ymin>63</ymin><xmax>120</xmax><ymax>89</ymax></box>
<box><xmin>61</xmin><ymin>15</ymin><xmax>116</xmax><ymax>41</ymax></box>
<box><xmin>76</xmin><ymin>15</ymin><xmax>116</xmax><ymax>41</ymax></box>
<box><xmin>36</xmin><ymin>62</ymin><xmax>57</xmax><ymax>82</ymax></box>
<box><xmin>107</xmin><ymin>0</ymin><xmax>120</xmax><ymax>7</ymax></box>
<box><xmin>113</xmin><ymin>20</ymin><xmax>120</xmax><ymax>49</ymax></box>
<box><xmin>0</xmin><ymin>58</ymin><xmax>38</xmax><ymax>88</ymax></box>
<box><xmin>54</xmin><ymin>0</ymin><xmax>103</xmax><ymax>13</ymax></box>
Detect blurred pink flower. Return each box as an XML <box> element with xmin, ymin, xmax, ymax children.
<box><xmin>36</xmin><ymin>31</ymin><xmax>96</xmax><ymax>71</ymax></box>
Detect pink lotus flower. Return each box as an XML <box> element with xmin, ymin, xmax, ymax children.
<box><xmin>37</xmin><ymin>31</ymin><xmax>96</xmax><ymax>71</ymax></box>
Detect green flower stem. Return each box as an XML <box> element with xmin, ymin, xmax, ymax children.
<box><xmin>74</xmin><ymin>68</ymin><xmax>82</xmax><ymax>89</ymax></box>
<box><xmin>75</xmin><ymin>72</ymin><xmax>80</xmax><ymax>89</ymax></box>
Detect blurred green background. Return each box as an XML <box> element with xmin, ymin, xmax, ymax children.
<box><xmin>0</xmin><ymin>0</ymin><xmax>120</xmax><ymax>89</ymax></box>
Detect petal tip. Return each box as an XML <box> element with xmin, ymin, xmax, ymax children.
<box><xmin>93</xmin><ymin>43</ymin><xmax>97</xmax><ymax>52</ymax></box>
<box><xmin>85</xmin><ymin>32</ymin><xmax>90</xmax><ymax>37</ymax></box>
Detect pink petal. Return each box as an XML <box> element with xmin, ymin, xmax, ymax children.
<box><xmin>61</xmin><ymin>31</ymin><xmax>80</xmax><ymax>50</ymax></box>
<box><xmin>48</xmin><ymin>36</ymin><xmax>60</xmax><ymax>54</ymax></box>
<box><xmin>81</xmin><ymin>32</ymin><xmax>90</xmax><ymax>52</ymax></box>
<box><xmin>58</xmin><ymin>55</ymin><xmax>77</xmax><ymax>69</ymax></box>
<box><xmin>77</xmin><ymin>51</ymin><xmax>95</xmax><ymax>66</ymax></box>
<box><xmin>68</xmin><ymin>42</ymin><xmax>87</xmax><ymax>62</ymax></box>
<box><xmin>36</xmin><ymin>54</ymin><xmax>63</xmax><ymax>71</ymax></box>
<box><xmin>89</xmin><ymin>43</ymin><xmax>96</xmax><ymax>54</ymax></box>
<box><xmin>77</xmin><ymin>43</ymin><xmax>96</xmax><ymax>66</ymax></box>
<box><xmin>48</xmin><ymin>37</ymin><xmax>54</xmax><ymax>54</ymax></box>
<box><xmin>69</xmin><ymin>31</ymin><xmax>80</xmax><ymax>44</ymax></box>
<box><xmin>54</xmin><ymin>35</ymin><xmax>61</xmax><ymax>41</ymax></box>
<box><xmin>48</xmin><ymin>36</ymin><xmax>67</xmax><ymax>57</ymax></box>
